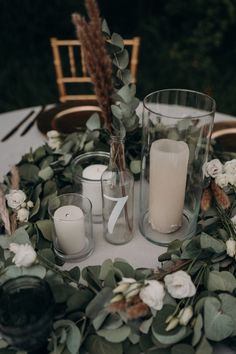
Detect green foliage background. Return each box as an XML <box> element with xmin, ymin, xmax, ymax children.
<box><xmin>1</xmin><ymin>0</ymin><xmax>236</xmax><ymax>114</ymax></box>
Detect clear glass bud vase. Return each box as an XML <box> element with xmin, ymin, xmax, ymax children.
<box><xmin>101</xmin><ymin>136</ymin><xmax>134</xmax><ymax>244</ymax></box>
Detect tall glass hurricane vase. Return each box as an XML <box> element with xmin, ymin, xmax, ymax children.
<box><xmin>101</xmin><ymin>136</ymin><xmax>134</xmax><ymax>244</ymax></box>
<box><xmin>139</xmin><ymin>89</ymin><xmax>216</xmax><ymax>246</ymax></box>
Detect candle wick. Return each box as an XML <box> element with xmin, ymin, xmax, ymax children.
<box><xmin>65</xmin><ymin>213</ymin><xmax>70</xmax><ymax>217</ymax></box>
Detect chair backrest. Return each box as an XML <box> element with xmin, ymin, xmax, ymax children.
<box><xmin>50</xmin><ymin>37</ymin><xmax>141</xmax><ymax>103</ymax></box>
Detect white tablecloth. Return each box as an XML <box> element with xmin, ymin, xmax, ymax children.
<box><xmin>0</xmin><ymin>105</ymin><xmax>235</xmax><ymax>354</ymax></box>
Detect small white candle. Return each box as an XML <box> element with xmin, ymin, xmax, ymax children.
<box><xmin>82</xmin><ymin>164</ymin><xmax>107</xmax><ymax>215</ymax></box>
<box><xmin>54</xmin><ymin>205</ymin><xmax>86</xmax><ymax>254</ymax></box>
<box><xmin>149</xmin><ymin>139</ymin><xmax>189</xmax><ymax>233</ymax></box>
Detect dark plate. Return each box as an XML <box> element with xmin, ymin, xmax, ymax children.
<box><xmin>212</xmin><ymin>121</ymin><xmax>236</xmax><ymax>152</ymax></box>
<box><xmin>36</xmin><ymin>100</ymin><xmax>100</xmax><ymax>135</ymax></box>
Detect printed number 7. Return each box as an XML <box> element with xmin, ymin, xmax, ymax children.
<box><xmin>103</xmin><ymin>194</ymin><xmax>128</xmax><ymax>233</ymax></box>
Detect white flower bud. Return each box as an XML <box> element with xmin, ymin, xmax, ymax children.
<box><xmin>113</xmin><ymin>282</ymin><xmax>130</xmax><ymax>294</ymax></box>
<box><xmin>48</xmin><ymin>138</ymin><xmax>61</xmax><ymax>150</ymax></box>
<box><xmin>27</xmin><ymin>200</ymin><xmax>34</xmax><ymax>208</ymax></box>
<box><xmin>166</xmin><ymin>317</ymin><xmax>179</xmax><ymax>332</ymax></box>
<box><xmin>17</xmin><ymin>208</ymin><xmax>29</xmax><ymax>223</ymax></box>
<box><xmin>179</xmin><ymin>306</ymin><xmax>193</xmax><ymax>326</ymax></box>
<box><xmin>46</xmin><ymin>130</ymin><xmax>60</xmax><ymax>139</ymax></box>
<box><xmin>226</xmin><ymin>238</ymin><xmax>236</xmax><ymax>257</ymax></box>
<box><xmin>110</xmin><ymin>294</ymin><xmax>124</xmax><ymax>303</ymax></box>
<box><xmin>125</xmin><ymin>282</ymin><xmax>142</xmax><ymax>299</ymax></box>
<box><xmin>113</xmin><ymin>277</ymin><xmax>136</xmax><ymax>294</ymax></box>
<box><xmin>5</xmin><ymin>189</ymin><xmax>26</xmax><ymax>210</ymax></box>
<box><xmin>9</xmin><ymin>243</ymin><xmax>37</xmax><ymax>267</ymax></box>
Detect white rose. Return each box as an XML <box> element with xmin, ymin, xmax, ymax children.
<box><xmin>224</xmin><ymin>160</ymin><xmax>236</xmax><ymax>175</ymax></box>
<box><xmin>164</xmin><ymin>270</ymin><xmax>196</xmax><ymax>299</ymax></box>
<box><xmin>46</xmin><ymin>130</ymin><xmax>60</xmax><ymax>139</ymax></box>
<box><xmin>139</xmin><ymin>280</ymin><xmax>165</xmax><ymax>310</ymax></box>
<box><xmin>5</xmin><ymin>189</ymin><xmax>26</xmax><ymax>210</ymax></box>
<box><xmin>9</xmin><ymin>243</ymin><xmax>37</xmax><ymax>267</ymax></box>
<box><xmin>203</xmin><ymin>159</ymin><xmax>223</xmax><ymax>178</ymax></box>
<box><xmin>215</xmin><ymin>174</ymin><xmax>229</xmax><ymax>189</ymax></box>
<box><xmin>17</xmin><ymin>208</ymin><xmax>29</xmax><ymax>223</ymax></box>
<box><xmin>48</xmin><ymin>138</ymin><xmax>61</xmax><ymax>150</ymax></box>
<box><xmin>226</xmin><ymin>238</ymin><xmax>236</xmax><ymax>257</ymax></box>
<box><xmin>228</xmin><ymin>174</ymin><xmax>236</xmax><ymax>187</ymax></box>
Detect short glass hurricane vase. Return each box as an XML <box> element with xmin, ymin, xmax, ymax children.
<box><xmin>0</xmin><ymin>276</ymin><xmax>54</xmax><ymax>352</ymax></box>
<box><xmin>101</xmin><ymin>136</ymin><xmax>134</xmax><ymax>245</ymax></box>
<box><xmin>139</xmin><ymin>89</ymin><xmax>216</xmax><ymax>246</ymax></box>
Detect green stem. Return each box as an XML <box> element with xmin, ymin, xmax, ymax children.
<box><xmin>37</xmin><ymin>253</ymin><xmax>83</xmax><ymax>288</ymax></box>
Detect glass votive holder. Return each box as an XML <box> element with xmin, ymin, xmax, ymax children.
<box><xmin>0</xmin><ymin>276</ymin><xmax>54</xmax><ymax>352</ymax></box>
<box><xmin>72</xmin><ymin>151</ymin><xmax>110</xmax><ymax>223</ymax></box>
<box><xmin>48</xmin><ymin>193</ymin><xmax>94</xmax><ymax>262</ymax></box>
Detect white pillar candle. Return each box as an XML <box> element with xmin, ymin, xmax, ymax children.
<box><xmin>82</xmin><ymin>164</ymin><xmax>107</xmax><ymax>215</ymax></box>
<box><xmin>149</xmin><ymin>139</ymin><xmax>189</xmax><ymax>233</ymax></box>
<box><xmin>54</xmin><ymin>205</ymin><xmax>86</xmax><ymax>254</ymax></box>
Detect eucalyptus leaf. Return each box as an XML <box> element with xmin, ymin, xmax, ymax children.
<box><xmin>113</xmin><ymin>260</ymin><xmax>134</xmax><ymax>278</ymax></box>
<box><xmin>36</xmin><ymin>219</ymin><xmax>52</xmax><ymax>241</ymax></box>
<box><xmin>86</xmin><ymin>287</ymin><xmax>113</xmax><ymax>319</ymax></box>
<box><xmin>116</xmin><ymin>85</ymin><xmax>132</xmax><ymax>104</ymax></box>
<box><xmin>204</xmin><ymin>297</ymin><xmax>234</xmax><ymax>341</ymax></box>
<box><xmin>219</xmin><ymin>293</ymin><xmax>236</xmax><ymax>335</ymax></box>
<box><xmin>139</xmin><ymin>317</ymin><xmax>153</xmax><ymax>334</ymax></box>
<box><xmin>93</xmin><ymin>310</ymin><xmax>110</xmax><ymax>331</ymax></box>
<box><xmin>0</xmin><ymin>340</ymin><xmax>8</xmax><ymax>349</ymax></box>
<box><xmin>103</xmin><ymin>313</ymin><xmax>123</xmax><ymax>330</ymax></box>
<box><xmin>195</xmin><ymin>336</ymin><xmax>213</xmax><ymax>354</ymax></box>
<box><xmin>66</xmin><ymin>288</ymin><xmax>94</xmax><ymax>313</ymax></box>
<box><xmin>84</xmin><ymin>335</ymin><xmax>122</xmax><ymax>354</ymax></box>
<box><xmin>102</xmin><ymin>19</ymin><xmax>110</xmax><ymax>36</ymax></box>
<box><xmin>111</xmin><ymin>105</ymin><xmax>123</xmax><ymax>119</ymax></box>
<box><xmin>19</xmin><ymin>164</ymin><xmax>39</xmax><ymax>183</ymax></box>
<box><xmin>86</xmin><ymin>113</ymin><xmax>101</xmax><ymax>131</ymax></box>
<box><xmin>0</xmin><ymin>265</ymin><xmax>46</xmax><ymax>284</ymax></box>
<box><xmin>54</xmin><ymin>320</ymin><xmax>81</xmax><ymax>354</ymax></box>
<box><xmin>111</xmin><ymin>33</ymin><xmax>124</xmax><ymax>50</ymax></box>
<box><xmin>114</xmin><ymin>49</ymin><xmax>129</xmax><ymax>70</ymax></box>
<box><xmin>207</xmin><ymin>270</ymin><xmax>236</xmax><ymax>293</ymax></box>
<box><xmin>192</xmin><ymin>314</ymin><xmax>203</xmax><ymax>346</ymax></box>
<box><xmin>200</xmin><ymin>233</ymin><xmax>226</xmax><ymax>253</ymax></box>
<box><xmin>152</xmin><ymin>305</ymin><xmax>188</xmax><ymax>345</ymax></box>
<box><xmin>38</xmin><ymin>166</ymin><xmax>54</xmax><ymax>181</ymax></box>
<box><xmin>171</xmin><ymin>344</ymin><xmax>195</xmax><ymax>354</ymax></box>
<box><xmin>97</xmin><ymin>325</ymin><xmax>130</xmax><ymax>343</ymax></box>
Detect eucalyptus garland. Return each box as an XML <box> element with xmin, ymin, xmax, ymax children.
<box><xmin>0</xmin><ymin>134</ymin><xmax>235</xmax><ymax>354</ymax></box>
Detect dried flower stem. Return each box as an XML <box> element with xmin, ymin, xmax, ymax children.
<box><xmin>211</xmin><ymin>181</ymin><xmax>230</xmax><ymax>210</ymax></box>
<box><xmin>72</xmin><ymin>0</ymin><xmax>113</xmax><ymax>129</ymax></box>
<box><xmin>10</xmin><ymin>165</ymin><xmax>20</xmax><ymax>190</ymax></box>
<box><xmin>201</xmin><ymin>188</ymin><xmax>212</xmax><ymax>212</ymax></box>
<box><xmin>0</xmin><ymin>189</ymin><xmax>11</xmax><ymax>235</ymax></box>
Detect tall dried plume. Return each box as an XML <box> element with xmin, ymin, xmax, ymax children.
<box><xmin>9</xmin><ymin>165</ymin><xmax>20</xmax><ymax>233</ymax></box>
<box><xmin>72</xmin><ymin>0</ymin><xmax>113</xmax><ymax>130</ymax></box>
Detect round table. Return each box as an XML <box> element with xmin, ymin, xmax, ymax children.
<box><xmin>0</xmin><ymin>105</ymin><xmax>235</xmax><ymax>354</ymax></box>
